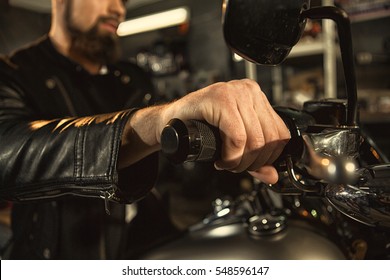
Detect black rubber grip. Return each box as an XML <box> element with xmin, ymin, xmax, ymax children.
<box><xmin>161</xmin><ymin>119</ymin><xmax>221</xmax><ymax>164</ymax></box>
<box><xmin>161</xmin><ymin>108</ymin><xmax>310</xmax><ymax>165</ymax></box>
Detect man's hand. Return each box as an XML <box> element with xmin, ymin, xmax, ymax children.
<box><xmin>121</xmin><ymin>79</ymin><xmax>290</xmax><ymax>184</ymax></box>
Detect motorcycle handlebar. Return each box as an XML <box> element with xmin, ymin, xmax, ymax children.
<box><xmin>160</xmin><ymin>113</ymin><xmax>390</xmax><ymax>227</ymax></box>
<box><xmin>160</xmin><ymin>114</ymin><xmax>359</xmax><ymax>186</ymax></box>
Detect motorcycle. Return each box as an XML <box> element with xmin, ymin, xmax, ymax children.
<box><xmin>143</xmin><ymin>0</ymin><xmax>390</xmax><ymax>260</ymax></box>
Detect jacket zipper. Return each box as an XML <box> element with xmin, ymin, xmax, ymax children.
<box><xmin>51</xmin><ymin>76</ymin><xmax>78</xmax><ymax>117</ymax></box>
<box><xmin>5</xmin><ymin>184</ymin><xmax>118</xmax><ymax>210</ymax></box>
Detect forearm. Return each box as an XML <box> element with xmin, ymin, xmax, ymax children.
<box><xmin>118</xmin><ymin>105</ymin><xmax>165</xmax><ymax>169</ymax></box>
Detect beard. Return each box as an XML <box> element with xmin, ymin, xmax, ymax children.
<box><xmin>64</xmin><ymin>1</ymin><xmax>122</xmax><ymax>65</ymax></box>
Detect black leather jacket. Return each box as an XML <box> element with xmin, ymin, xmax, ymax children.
<box><xmin>0</xmin><ymin>36</ymin><xmax>172</xmax><ymax>259</ymax></box>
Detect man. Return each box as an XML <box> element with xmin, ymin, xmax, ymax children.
<box><xmin>0</xmin><ymin>0</ymin><xmax>290</xmax><ymax>259</ymax></box>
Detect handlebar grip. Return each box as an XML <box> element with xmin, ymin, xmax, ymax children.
<box><xmin>161</xmin><ymin>107</ymin><xmax>314</xmax><ymax>164</ymax></box>
<box><xmin>161</xmin><ymin>119</ymin><xmax>221</xmax><ymax>164</ymax></box>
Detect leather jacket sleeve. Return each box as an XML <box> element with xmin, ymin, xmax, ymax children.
<box><xmin>0</xmin><ymin>79</ymin><xmax>158</xmax><ymax>204</ymax></box>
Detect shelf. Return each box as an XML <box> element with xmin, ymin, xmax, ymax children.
<box><xmin>350</xmin><ymin>9</ymin><xmax>390</xmax><ymax>23</ymax></box>
<box><xmin>289</xmin><ymin>40</ymin><xmax>325</xmax><ymax>58</ymax></box>
<box><xmin>337</xmin><ymin>0</ymin><xmax>390</xmax><ymax>23</ymax></box>
<box><xmin>267</xmin><ymin>1</ymin><xmax>338</xmax><ymax>102</ymax></box>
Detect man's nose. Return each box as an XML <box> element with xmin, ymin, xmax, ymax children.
<box><xmin>109</xmin><ymin>0</ymin><xmax>126</xmax><ymax>21</ymax></box>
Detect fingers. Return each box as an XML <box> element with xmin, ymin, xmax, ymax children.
<box><xmin>248</xmin><ymin>166</ymin><xmax>279</xmax><ymax>185</ymax></box>
<box><xmin>247</xmin><ymin>94</ymin><xmax>290</xmax><ymax>170</ymax></box>
<box><xmin>165</xmin><ymin>78</ymin><xmax>290</xmax><ymax>183</ymax></box>
<box><xmin>243</xmin><ymin>87</ymin><xmax>280</xmax><ymax>171</ymax></box>
<box><xmin>216</xmin><ymin>80</ymin><xmax>265</xmax><ymax>171</ymax></box>
<box><xmin>213</xmin><ymin>79</ymin><xmax>289</xmax><ymax>178</ymax></box>
<box><xmin>213</xmin><ymin>80</ymin><xmax>259</xmax><ymax>170</ymax></box>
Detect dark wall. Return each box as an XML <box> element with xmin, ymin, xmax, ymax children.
<box><xmin>351</xmin><ymin>17</ymin><xmax>390</xmax><ymax>90</ymax></box>
<box><xmin>0</xmin><ymin>3</ymin><xmax>50</xmax><ymax>54</ymax></box>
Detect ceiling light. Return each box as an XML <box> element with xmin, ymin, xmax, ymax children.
<box><xmin>117</xmin><ymin>7</ymin><xmax>190</xmax><ymax>37</ymax></box>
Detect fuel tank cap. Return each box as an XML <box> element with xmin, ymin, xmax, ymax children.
<box><xmin>248</xmin><ymin>213</ymin><xmax>287</xmax><ymax>236</ymax></box>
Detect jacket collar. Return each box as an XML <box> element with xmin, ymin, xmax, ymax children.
<box><xmin>41</xmin><ymin>35</ymin><xmax>111</xmax><ymax>77</ymax></box>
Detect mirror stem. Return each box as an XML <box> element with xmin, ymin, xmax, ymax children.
<box><xmin>302</xmin><ymin>6</ymin><xmax>358</xmax><ymax>126</ymax></box>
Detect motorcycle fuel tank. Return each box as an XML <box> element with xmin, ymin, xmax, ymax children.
<box><xmin>142</xmin><ymin>219</ymin><xmax>345</xmax><ymax>260</ymax></box>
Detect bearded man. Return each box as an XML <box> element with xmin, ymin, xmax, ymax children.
<box><xmin>0</xmin><ymin>0</ymin><xmax>290</xmax><ymax>259</ymax></box>
<box><xmin>0</xmin><ymin>0</ymin><xmax>174</xmax><ymax>259</ymax></box>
